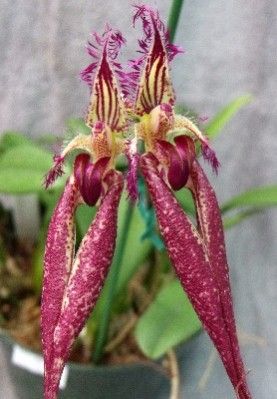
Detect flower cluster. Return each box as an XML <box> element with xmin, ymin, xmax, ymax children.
<box><xmin>42</xmin><ymin>5</ymin><xmax>252</xmax><ymax>399</ymax></box>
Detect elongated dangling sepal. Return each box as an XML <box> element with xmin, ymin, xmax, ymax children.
<box><xmin>43</xmin><ymin>171</ymin><xmax>123</xmax><ymax>399</ymax></box>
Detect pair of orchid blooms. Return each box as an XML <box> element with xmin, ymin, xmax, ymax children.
<box><xmin>41</xmin><ymin>5</ymin><xmax>252</xmax><ymax>399</ymax></box>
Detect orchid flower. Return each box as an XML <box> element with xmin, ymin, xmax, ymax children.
<box><xmin>41</xmin><ymin>5</ymin><xmax>252</xmax><ymax>399</ymax></box>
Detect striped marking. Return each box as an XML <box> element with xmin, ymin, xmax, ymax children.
<box><xmin>86</xmin><ymin>48</ymin><xmax>125</xmax><ymax>131</ymax></box>
<box><xmin>135</xmin><ymin>28</ymin><xmax>175</xmax><ymax>114</ymax></box>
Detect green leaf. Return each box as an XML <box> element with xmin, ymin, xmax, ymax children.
<box><xmin>75</xmin><ymin>205</ymin><xmax>96</xmax><ymax>238</ymax></box>
<box><xmin>0</xmin><ymin>131</ymin><xmax>32</xmax><ymax>153</ymax></box>
<box><xmin>135</xmin><ymin>279</ymin><xmax>202</xmax><ymax>359</ymax></box>
<box><xmin>175</xmin><ymin>188</ymin><xmax>195</xmax><ymax>216</ymax></box>
<box><xmin>0</xmin><ymin>145</ymin><xmax>59</xmax><ymax>194</ymax></box>
<box><xmin>205</xmin><ymin>94</ymin><xmax>252</xmax><ymax>139</ymax></box>
<box><xmin>0</xmin><ymin>144</ymin><xmax>53</xmax><ymax>171</ymax></box>
<box><xmin>223</xmin><ymin>209</ymin><xmax>261</xmax><ymax>229</ymax></box>
<box><xmin>221</xmin><ymin>186</ymin><xmax>277</xmax><ymax>213</ymax></box>
<box><xmin>0</xmin><ymin>169</ymin><xmax>49</xmax><ymax>194</ymax></box>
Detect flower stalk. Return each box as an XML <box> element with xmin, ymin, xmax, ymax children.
<box><xmin>168</xmin><ymin>0</ymin><xmax>185</xmax><ymax>42</ymax></box>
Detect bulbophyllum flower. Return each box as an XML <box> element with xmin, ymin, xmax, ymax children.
<box><xmin>42</xmin><ymin>27</ymin><xmax>126</xmax><ymax>399</ymax></box>
<box><xmin>41</xmin><ymin>5</ymin><xmax>252</xmax><ymax>399</ymax></box>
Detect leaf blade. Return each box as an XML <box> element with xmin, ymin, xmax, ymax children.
<box><xmin>205</xmin><ymin>94</ymin><xmax>252</xmax><ymax>139</ymax></box>
<box><xmin>221</xmin><ymin>186</ymin><xmax>277</xmax><ymax>213</ymax></box>
<box><xmin>135</xmin><ymin>279</ymin><xmax>201</xmax><ymax>359</ymax></box>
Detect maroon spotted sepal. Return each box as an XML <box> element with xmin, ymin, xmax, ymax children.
<box><xmin>189</xmin><ymin>160</ymin><xmax>251</xmax><ymax>399</ymax></box>
<box><xmin>42</xmin><ymin>171</ymin><xmax>123</xmax><ymax>399</ymax></box>
<box><xmin>41</xmin><ymin>177</ymin><xmax>80</xmax><ymax>397</ymax></box>
<box><xmin>140</xmin><ymin>153</ymin><xmax>252</xmax><ymax>399</ymax></box>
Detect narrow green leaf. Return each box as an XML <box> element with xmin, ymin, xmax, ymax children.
<box><xmin>205</xmin><ymin>94</ymin><xmax>252</xmax><ymax>139</ymax></box>
<box><xmin>223</xmin><ymin>209</ymin><xmax>261</xmax><ymax>229</ymax></box>
<box><xmin>135</xmin><ymin>279</ymin><xmax>201</xmax><ymax>359</ymax></box>
<box><xmin>221</xmin><ymin>186</ymin><xmax>277</xmax><ymax>213</ymax></box>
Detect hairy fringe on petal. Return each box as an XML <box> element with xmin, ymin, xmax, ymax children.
<box><xmin>80</xmin><ymin>25</ymin><xmax>125</xmax><ymax>87</ymax></box>
<box><xmin>80</xmin><ymin>26</ymin><xmax>128</xmax><ymax>131</ymax></box>
<box><xmin>44</xmin><ymin>155</ymin><xmax>65</xmax><ymax>188</ymax></box>
<box><xmin>202</xmin><ymin>142</ymin><xmax>220</xmax><ymax>174</ymax></box>
<box><xmin>127</xmin><ymin>5</ymin><xmax>183</xmax><ymax>114</ymax></box>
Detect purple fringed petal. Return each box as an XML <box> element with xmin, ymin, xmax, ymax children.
<box><xmin>129</xmin><ymin>5</ymin><xmax>183</xmax><ymax>115</ymax></box>
<box><xmin>132</xmin><ymin>5</ymin><xmax>183</xmax><ymax>61</ymax></box>
<box><xmin>41</xmin><ymin>177</ymin><xmax>80</xmax><ymax>396</ymax></box>
<box><xmin>202</xmin><ymin>142</ymin><xmax>220</xmax><ymax>174</ymax></box>
<box><xmin>44</xmin><ymin>155</ymin><xmax>65</xmax><ymax>188</ymax></box>
<box><xmin>140</xmin><ymin>153</ymin><xmax>248</xmax><ymax>397</ymax></box>
<box><xmin>80</xmin><ymin>26</ymin><xmax>127</xmax><ymax>131</ymax></box>
<box><xmin>189</xmin><ymin>160</ymin><xmax>252</xmax><ymax>399</ymax></box>
<box><xmin>43</xmin><ymin>171</ymin><xmax>123</xmax><ymax>399</ymax></box>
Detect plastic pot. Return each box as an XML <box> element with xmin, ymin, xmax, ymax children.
<box><xmin>0</xmin><ymin>332</ymin><xmax>170</xmax><ymax>399</ymax></box>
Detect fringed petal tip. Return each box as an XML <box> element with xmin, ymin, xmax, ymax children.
<box><xmin>81</xmin><ymin>26</ymin><xmax>128</xmax><ymax>131</ymax></box>
<box><xmin>132</xmin><ymin>4</ymin><xmax>183</xmax><ymax>60</ymax></box>
<box><xmin>80</xmin><ymin>25</ymin><xmax>126</xmax><ymax>88</ymax></box>
<box><xmin>44</xmin><ymin>155</ymin><xmax>65</xmax><ymax>189</ymax></box>
<box><xmin>201</xmin><ymin>142</ymin><xmax>220</xmax><ymax>174</ymax></box>
<box><xmin>127</xmin><ymin>4</ymin><xmax>183</xmax><ymax>113</ymax></box>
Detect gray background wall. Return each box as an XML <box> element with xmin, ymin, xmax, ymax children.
<box><xmin>0</xmin><ymin>1</ymin><xmax>276</xmax><ymax>398</ymax></box>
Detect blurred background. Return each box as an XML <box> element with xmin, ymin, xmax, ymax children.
<box><xmin>0</xmin><ymin>0</ymin><xmax>276</xmax><ymax>398</ymax></box>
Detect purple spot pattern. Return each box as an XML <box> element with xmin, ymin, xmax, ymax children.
<box><xmin>42</xmin><ymin>172</ymin><xmax>123</xmax><ymax>399</ymax></box>
<box><xmin>140</xmin><ymin>154</ymin><xmax>252</xmax><ymax>399</ymax></box>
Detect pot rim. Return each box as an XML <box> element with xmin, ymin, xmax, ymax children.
<box><xmin>0</xmin><ymin>329</ymin><xmax>167</xmax><ymax>375</ymax></box>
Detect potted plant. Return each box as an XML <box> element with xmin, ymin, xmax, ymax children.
<box><xmin>1</xmin><ymin>2</ymin><xmax>277</xmax><ymax>399</ymax></box>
